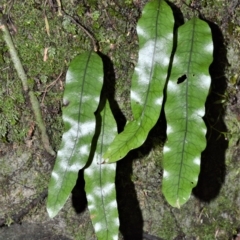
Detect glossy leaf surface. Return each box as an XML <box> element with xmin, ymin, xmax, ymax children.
<box><xmin>104</xmin><ymin>0</ymin><xmax>174</xmax><ymax>162</ymax></box>
<box><xmin>47</xmin><ymin>51</ymin><xmax>103</xmax><ymax>218</ymax></box>
<box><xmin>84</xmin><ymin>100</ymin><xmax>119</xmax><ymax>240</ymax></box>
<box><xmin>162</xmin><ymin>17</ymin><xmax>213</xmax><ymax>207</ymax></box>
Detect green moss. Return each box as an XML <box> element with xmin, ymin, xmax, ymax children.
<box><xmin>124</xmin><ymin>0</ymin><xmax>134</xmax><ymax>5</ymax></box>
<box><xmin>0</xmin><ymin>0</ymin><xmax>90</xmax><ymax>144</ymax></box>
<box><xmin>194</xmin><ymin>224</ymin><xmax>216</xmax><ymax>239</ymax></box>
<box><xmin>0</xmin><ymin>69</ymin><xmax>27</xmax><ymax>141</ymax></box>
<box><xmin>158</xmin><ymin>211</ymin><xmax>176</xmax><ymax>239</ymax></box>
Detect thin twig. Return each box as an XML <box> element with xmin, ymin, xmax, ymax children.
<box><xmin>0</xmin><ymin>14</ymin><xmax>55</xmax><ymax>156</ymax></box>
<box><xmin>0</xmin><ymin>15</ymin><xmax>28</xmax><ymax>91</ymax></box>
<box><xmin>61</xmin><ymin>11</ymin><xmax>99</xmax><ymax>52</ymax></box>
<box><xmin>41</xmin><ymin>72</ymin><xmax>63</xmax><ymax>104</ymax></box>
<box><xmin>56</xmin><ymin>0</ymin><xmax>63</xmax><ymax>16</ymax></box>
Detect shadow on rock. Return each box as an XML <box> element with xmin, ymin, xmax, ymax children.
<box><xmin>116</xmin><ymin>152</ymin><xmax>143</xmax><ymax>240</ymax></box>
<box><xmin>101</xmin><ymin>52</ymin><xmax>144</xmax><ymax>239</ymax></box>
<box><xmin>0</xmin><ymin>223</ymin><xmax>71</xmax><ymax>240</ymax></box>
<box><xmin>71</xmin><ymin>169</ymin><xmax>87</xmax><ymax>213</ymax></box>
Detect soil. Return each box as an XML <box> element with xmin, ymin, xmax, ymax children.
<box><xmin>0</xmin><ymin>0</ymin><xmax>240</xmax><ymax>239</ymax></box>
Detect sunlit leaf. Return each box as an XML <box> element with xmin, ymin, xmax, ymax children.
<box><xmin>84</xmin><ymin>100</ymin><xmax>119</xmax><ymax>240</ymax></box>
<box><xmin>47</xmin><ymin>51</ymin><xmax>103</xmax><ymax>218</ymax></box>
<box><xmin>104</xmin><ymin>0</ymin><xmax>174</xmax><ymax>163</ymax></box>
<box><xmin>162</xmin><ymin>17</ymin><xmax>213</xmax><ymax>208</ymax></box>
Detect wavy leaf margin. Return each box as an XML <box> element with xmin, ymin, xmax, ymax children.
<box><xmin>47</xmin><ymin>51</ymin><xmax>104</xmax><ymax>218</ymax></box>
<box><xmin>162</xmin><ymin>17</ymin><xmax>213</xmax><ymax>207</ymax></box>
<box><xmin>104</xmin><ymin>0</ymin><xmax>174</xmax><ymax>163</ymax></box>
<box><xmin>84</xmin><ymin>100</ymin><xmax>119</xmax><ymax>240</ymax></box>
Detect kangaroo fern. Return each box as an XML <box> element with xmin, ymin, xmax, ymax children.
<box><xmin>84</xmin><ymin>100</ymin><xmax>119</xmax><ymax>240</ymax></box>
<box><xmin>162</xmin><ymin>17</ymin><xmax>213</xmax><ymax>208</ymax></box>
<box><xmin>47</xmin><ymin>51</ymin><xmax>104</xmax><ymax>218</ymax></box>
<box><xmin>104</xmin><ymin>0</ymin><xmax>174</xmax><ymax>163</ymax></box>
<box><xmin>47</xmin><ymin>0</ymin><xmax>215</xmax><ymax>238</ymax></box>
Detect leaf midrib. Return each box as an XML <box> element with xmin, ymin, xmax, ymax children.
<box><xmin>99</xmin><ymin>105</ymin><xmax>110</xmax><ymax>236</ymax></box>
<box><xmin>54</xmin><ymin>52</ymin><xmax>93</xmax><ymax>207</ymax></box>
<box><xmin>68</xmin><ymin>51</ymin><xmax>92</xmax><ymax>162</ymax></box>
<box><xmin>139</xmin><ymin>1</ymin><xmax>160</xmax><ymax>123</ymax></box>
<box><xmin>113</xmin><ymin>2</ymin><xmax>162</xmax><ymax>154</ymax></box>
<box><xmin>177</xmin><ymin>18</ymin><xmax>197</xmax><ymax>198</ymax></box>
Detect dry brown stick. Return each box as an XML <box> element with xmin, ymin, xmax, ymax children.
<box><xmin>56</xmin><ymin>0</ymin><xmax>63</xmax><ymax>16</ymax></box>
<box><xmin>41</xmin><ymin>71</ymin><xmax>63</xmax><ymax>104</ymax></box>
<box><xmin>0</xmin><ymin>14</ymin><xmax>55</xmax><ymax>156</ymax></box>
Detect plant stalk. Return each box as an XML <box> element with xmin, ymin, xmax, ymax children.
<box><xmin>0</xmin><ymin>15</ymin><xmax>55</xmax><ymax>156</ymax></box>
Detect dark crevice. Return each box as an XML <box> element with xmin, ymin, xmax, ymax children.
<box><xmin>116</xmin><ymin>154</ymin><xmax>143</xmax><ymax>240</ymax></box>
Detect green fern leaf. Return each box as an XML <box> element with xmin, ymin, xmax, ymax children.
<box><xmin>47</xmin><ymin>51</ymin><xmax>103</xmax><ymax>218</ymax></box>
<box><xmin>84</xmin><ymin>100</ymin><xmax>119</xmax><ymax>240</ymax></box>
<box><xmin>104</xmin><ymin>0</ymin><xmax>174</xmax><ymax>163</ymax></box>
<box><xmin>162</xmin><ymin>17</ymin><xmax>213</xmax><ymax>208</ymax></box>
